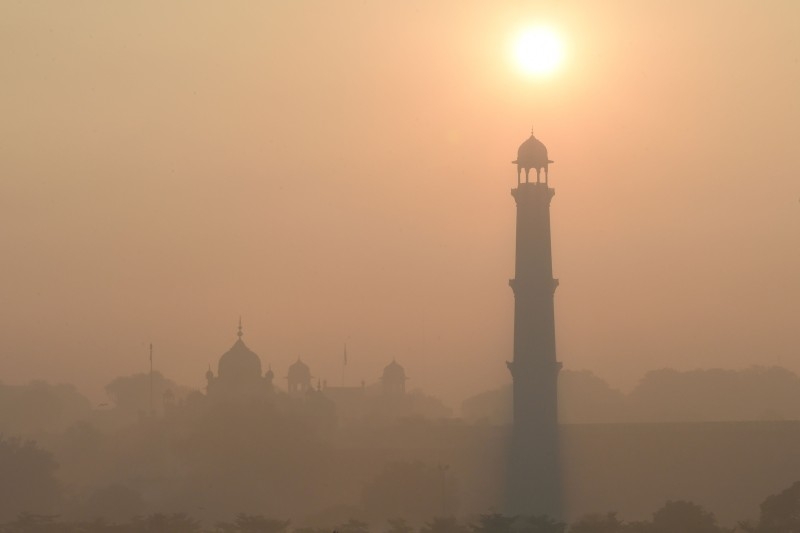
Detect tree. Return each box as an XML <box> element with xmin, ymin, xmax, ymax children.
<box><xmin>105</xmin><ymin>372</ymin><xmax>189</xmax><ymax>419</ymax></box>
<box><xmin>568</xmin><ymin>513</ymin><xmax>625</xmax><ymax>533</ymax></box>
<box><xmin>130</xmin><ymin>513</ymin><xmax>201</xmax><ymax>533</ymax></box>
<box><xmin>0</xmin><ymin>437</ymin><xmax>61</xmax><ymax>523</ymax></box>
<box><xmin>85</xmin><ymin>484</ymin><xmax>145</xmax><ymax>523</ymax></box>
<box><xmin>293</xmin><ymin>528</ymin><xmax>330</xmax><ymax>533</ymax></box>
<box><xmin>0</xmin><ymin>381</ymin><xmax>92</xmax><ymax>434</ymax></box>
<box><xmin>385</xmin><ymin>518</ymin><xmax>414</xmax><ymax>533</ymax></box>
<box><xmin>337</xmin><ymin>519</ymin><xmax>370</xmax><ymax>533</ymax></box>
<box><xmin>421</xmin><ymin>517</ymin><xmax>469</xmax><ymax>533</ymax></box>
<box><xmin>216</xmin><ymin>514</ymin><xmax>291</xmax><ymax>533</ymax></box>
<box><xmin>742</xmin><ymin>480</ymin><xmax>800</xmax><ymax>533</ymax></box>
<box><xmin>518</xmin><ymin>515</ymin><xmax>566</xmax><ymax>533</ymax></box>
<box><xmin>622</xmin><ymin>522</ymin><xmax>654</xmax><ymax>533</ymax></box>
<box><xmin>650</xmin><ymin>501</ymin><xmax>724</xmax><ymax>533</ymax></box>
<box><xmin>471</xmin><ymin>513</ymin><xmax>517</xmax><ymax>533</ymax></box>
<box><xmin>0</xmin><ymin>513</ymin><xmax>63</xmax><ymax>533</ymax></box>
<box><xmin>362</xmin><ymin>461</ymin><xmax>458</xmax><ymax>524</ymax></box>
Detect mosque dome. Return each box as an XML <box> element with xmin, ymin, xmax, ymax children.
<box><xmin>288</xmin><ymin>358</ymin><xmax>311</xmax><ymax>381</ymax></box>
<box><xmin>514</xmin><ymin>133</ymin><xmax>551</xmax><ymax>171</ymax></box>
<box><xmin>382</xmin><ymin>359</ymin><xmax>407</xmax><ymax>381</ymax></box>
<box><xmin>217</xmin><ymin>322</ymin><xmax>262</xmax><ymax>381</ymax></box>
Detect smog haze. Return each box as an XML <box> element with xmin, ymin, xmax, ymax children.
<box><xmin>2</xmin><ymin>1</ymin><xmax>799</xmax><ymax>409</ymax></box>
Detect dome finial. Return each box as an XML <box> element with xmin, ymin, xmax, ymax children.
<box><xmin>237</xmin><ymin>316</ymin><xmax>243</xmax><ymax>338</ymax></box>
<box><xmin>531</xmin><ymin>125</ymin><xmax>534</xmax><ymax>136</ymax></box>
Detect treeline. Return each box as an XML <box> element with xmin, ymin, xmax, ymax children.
<box><xmin>463</xmin><ymin>366</ymin><xmax>800</xmax><ymax>423</ymax></box>
<box><xmin>0</xmin><ymin>370</ymin><xmax>450</xmax><ymax>439</ymax></box>
<box><xmin>7</xmin><ymin>366</ymin><xmax>800</xmax><ymax>437</ymax></box>
<box><xmin>2</xmin><ymin>482</ymin><xmax>800</xmax><ymax>533</ymax></box>
<box><xmin>0</xmin><ymin>373</ymin><xmax>189</xmax><ymax>436</ymax></box>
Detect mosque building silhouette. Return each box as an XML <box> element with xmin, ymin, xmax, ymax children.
<box><xmin>199</xmin><ymin>316</ymin><xmax>436</xmax><ymax>423</ymax></box>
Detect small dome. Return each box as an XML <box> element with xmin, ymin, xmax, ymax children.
<box><xmin>218</xmin><ymin>338</ymin><xmax>263</xmax><ymax>381</ymax></box>
<box><xmin>288</xmin><ymin>358</ymin><xmax>311</xmax><ymax>380</ymax></box>
<box><xmin>205</xmin><ymin>366</ymin><xmax>214</xmax><ymax>380</ymax></box>
<box><xmin>514</xmin><ymin>134</ymin><xmax>552</xmax><ymax>171</ymax></box>
<box><xmin>265</xmin><ymin>366</ymin><xmax>274</xmax><ymax>380</ymax></box>
<box><xmin>382</xmin><ymin>359</ymin><xmax>407</xmax><ymax>381</ymax></box>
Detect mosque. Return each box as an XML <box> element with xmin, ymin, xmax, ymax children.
<box><xmin>201</xmin><ymin>320</ymin><xmax>447</xmax><ymax>421</ymax></box>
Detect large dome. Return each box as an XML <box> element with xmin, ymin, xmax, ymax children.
<box><xmin>218</xmin><ymin>337</ymin><xmax>263</xmax><ymax>381</ymax></box>
<box><xmin>382</xmin><ymin>359</ymin><xmax>406</xmax><ymax>381</ymax></box>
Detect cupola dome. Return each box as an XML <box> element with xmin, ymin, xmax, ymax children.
<box><xmin>217</xmin><ymin>320</ymin><xmax>262</xmax><ymax>380</ymax></box>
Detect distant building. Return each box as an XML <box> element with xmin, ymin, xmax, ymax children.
<box><xmin>381</xmin><ymin>359</ymin><xmax>407</xmax><ymax>395</ymax></box>
<box><xmin>320</xmin><ymin>382</ymin><xmax>367</xmax><ymax>420</ymax></box>
<box><xmin>205</xmin><ymin>319</ymin><xmax>274</xmax><ymax>402</ymax></box>
<box><xmin>201</xmin><ymin>322</ymin><xmax>449</xmax><ymax>421</ymax></box>
<box><xmin>287</xmin><ymin>358</ymin><xmax>312</xmax><ymax>394</ymax></box>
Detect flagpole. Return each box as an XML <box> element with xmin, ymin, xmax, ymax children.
<box><xmin>342</xmin><ymin>342</ymin><xmax>347</xmax><ymax>387</ymax></box>
<box><xmin>149</xmin><ymin>343</ymin><xmax>154</xmax><ymax>416</ymax></box>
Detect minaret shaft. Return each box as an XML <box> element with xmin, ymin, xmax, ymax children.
<box><xmin>506</xmin><ymin>181</ymin><xmax>562</xmax><ymax>518</ymax></box>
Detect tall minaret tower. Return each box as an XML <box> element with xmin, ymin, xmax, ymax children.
<box><xmin>505</xmin><ymin>131</ymin><xmax>562</xmax><ymax>518</ymax></box>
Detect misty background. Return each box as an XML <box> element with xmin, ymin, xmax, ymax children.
<box><xmin>2</xmin><ymin>2</ymin><xmax>800</xmax><ymax>530</ymax></box>
<box><xmin>2</xmin><ymin>1</ymin><xmax>799</xmax><ymax>408</ymax></box>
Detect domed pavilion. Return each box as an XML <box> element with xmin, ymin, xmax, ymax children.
<box><xmin>381</xmin><ymin>359</ymin><xmax>407</xmax><ymax>395</ymax></box>
<box><xmin>512</xmin><ymin>130</ymin><xmax>554</xmax><ymax>185</ymax></box>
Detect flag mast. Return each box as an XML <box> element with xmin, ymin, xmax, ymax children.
<box><xmin>342</xmin><ymin>342</ymin><xmax>347</xmax><ymax>387</ymax></box>
<box><xmin>149</xmin><ymin>343</ymin><xmax>154</xmax><ymax>416</ymax></box>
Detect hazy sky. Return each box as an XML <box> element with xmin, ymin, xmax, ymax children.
<box><xmin>1</xmin><ymin>1</ymin><xmax>798</xmax><ymax>406</ymax></box>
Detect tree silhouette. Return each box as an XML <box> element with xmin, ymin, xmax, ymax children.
<box><xmin>129</xmin><ymin>513</ymin><xmax>201</xmax><ymax>533</ymax></box>
<box><xmin>0</xmin><ymin>512</ymin><xmax>61</xmax><ymax>533</ymax></box>
<box><xmin>568</xmin><ymin>513</ymin><xmax>625</xmax><ymax>533</ymax></box>
<box><xmin>0</xmin><ymin>381</ymin><xmax>92</xmax><ymax>435</ymax></box>
<box><xmin>650</xmin><ymin>501</ymin><xmax>724</xmax><ymax>533</ymax></box>
<box><xmin>471</xmin><ymin>513</ymin><xmax>517</xmax><ymax>533</ymax></box>
<box><xmin>362</xmin><ymin>461</ymin><xmax>458</xmax><ymax>524</ymax></box>
<box><xmin>620</xmin><ymin>522</ymin><xmax>654</xmax><ymax>533</ymax></box>
<box><xmin>105</xmin><ymin>372</ymin><xmax>189</xmax><ymax>420</ymax></box>
<box><xmin>337</xmin><ymin>518</ymin><xmax>370</xmax><ymax>533</ymax></box>
<box><xmin>292</xmin><ymin>527</ymin><xmax>330</xmax><ymax>533</ymax></box>
<box><xmin>517</xmin><ymin>515</ymin><xmax>566</xmax><ymax>533</ymax></box>
<box><xmin>84</xmin><ymin>484</ymin><xmax>145</xmax><ymax>523</ymax></box>
<box><xmin>740</xmin><ymin>480</ymin><xmax>800</xmax><ymax>533</ymax></box>
<box><xmin>216</xmin><ymin>514</ymin><xmax>291</xmax><ymax>533</ymax></box>
<box><xmin>421</xmin><ymin>517</ymin><xmax>469</xmax><ymax>533</ymax></box>
<box><xmin>0</xmin><ymin>437</ymin><xmax>61</xmax><ymax>523</ymax></box>
<box><xmin>385</xmin><ymin>518</ymin><xmax>414</xmax><ymax>533</ymax></box>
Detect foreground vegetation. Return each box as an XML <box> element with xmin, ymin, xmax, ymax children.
<box><xmin>1</xmin><ymin>479</ymin><xmax>799</xmax><ymax>533</ymax></box>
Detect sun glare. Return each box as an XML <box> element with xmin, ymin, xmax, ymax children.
<box><xmin>514</xmin><ymin>27</ymin><xmax>564</xmax><ymax>76</ymax></box>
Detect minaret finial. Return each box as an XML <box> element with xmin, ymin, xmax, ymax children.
<box><xmin>237</xmin><ymin>316</ymin><xmax>243</xmax><ymax>338</ymax></box>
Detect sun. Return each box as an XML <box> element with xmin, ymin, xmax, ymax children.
<box><xmin>513</xmin><ymin>27</ymin><xmax>564</xmax><ymax>76</ymax></box>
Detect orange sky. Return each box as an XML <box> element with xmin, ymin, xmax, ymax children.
<box><xmin>1</xmin><ymin>1</ymin><xmax>798</xmax><ymax>407</ymax></box>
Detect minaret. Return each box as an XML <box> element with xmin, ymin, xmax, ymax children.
<box><xmin>505</xmin><ymin>131</ymin><xmax>562</xmax><ymax>518</ymax></box>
